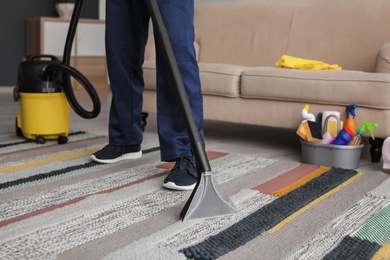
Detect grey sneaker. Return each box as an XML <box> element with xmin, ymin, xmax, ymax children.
<box><xmin>163</xmin><ymin>156</ymin><xmax>198</xmax><ymax>191</ymax></box>
<box><xmin>91</xmin><ymin>144</ymin><xmax>142</xmax><ymax>164</ymax></box>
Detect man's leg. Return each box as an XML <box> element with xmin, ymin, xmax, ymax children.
<box><xmin>155</xmin><ymin>0</ymin><xmax>204</xmax><ymax>162</ymax></box>
<box><xmin>91</xmin><ymin>0</ymin><xmax>150</xmax><ymax>163</ymax></box>
<box><xmin>154</xmin><ymin>0</ymin><xmax>205</xmax><ymax>190</ymax></box>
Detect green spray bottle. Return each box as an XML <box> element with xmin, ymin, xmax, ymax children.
<box><xmin>347</xmin><ymin>122</ymin><xmax>378</xmax><ymax>145</ymax></box>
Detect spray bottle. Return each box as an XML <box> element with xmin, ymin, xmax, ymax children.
<box><xmin>345</xmin><ymin>104</ymin><xmax>357</xmax><ymax>134</ymax></box>
<box><xmin>347</xmin><ymin>122</ymin><xmax>378</xmax><ymax>146</ymax></box>
<box><xmin>346</xmin><ymin>104</ymin><xmax>358</xmax><ymax>118</ymax></box>
<box><xmin>331</xmin><ymin>126</ymin><xmax>355</xmax><ymax>145</ymax></box>
<box><xmin>331</xmin><ymin>104</ymin><xmax>357</xmax><ymax>145</ymax></box>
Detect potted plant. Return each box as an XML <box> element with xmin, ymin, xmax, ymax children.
<box><xmin>55</xmin><ymin>0</ymin><xmax>75</xmax><ymax>18</ymax></box>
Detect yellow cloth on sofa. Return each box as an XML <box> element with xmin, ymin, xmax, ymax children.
<box><xmin>276</xmin><ymin>55</ymin><xmax>342</xmax><ymax>70</ymax></box>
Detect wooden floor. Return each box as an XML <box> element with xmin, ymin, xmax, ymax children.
<box><xmin>0</xmin><ymin>86</ymin><xmax>387</xmax><ymax>174</ymax></box>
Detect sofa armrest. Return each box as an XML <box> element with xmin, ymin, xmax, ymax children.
<box><xmin>376</xmin><ymin>43</ymin><xmax>390</xmax><ymax>73</ymax></box>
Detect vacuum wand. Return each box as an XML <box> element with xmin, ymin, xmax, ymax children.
<box><xmin>144</xmin><ymin>0</ymin><xmax>210</xmax><ymax>174</ymax></box>
<box><xmin>145</xmin><ymin>0</ymin><xmax>237</xmax><ymax>221</ymax></box>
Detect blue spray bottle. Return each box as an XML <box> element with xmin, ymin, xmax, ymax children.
<box><xmin>331</xmin><ymin>126</ymin><xmax>355</xmax><ymax>145</ymax></box>
<box><xmin>345</xmin><ymin>104</ymin><xmax>357</xmax><ymax>134</ymax></box>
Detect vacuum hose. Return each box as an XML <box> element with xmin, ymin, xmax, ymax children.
<box><xmin>44</xmin><ymin>0</ymin><xmax>101</xmax><ymax>119</ymax></box>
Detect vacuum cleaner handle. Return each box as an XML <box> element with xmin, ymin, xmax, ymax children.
<box><xmin>145</xmin><ymin>0</ymin><xmax>238</xmax><ymax>221</ymax></box>
<box><xmin>144</xmin><ymin>0</ymin><xmax>211</xmax><ymax>174</ymax></box>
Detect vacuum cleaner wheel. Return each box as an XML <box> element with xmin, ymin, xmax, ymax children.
<box><xmin>36</xmin><ymin>136</ymin><xmax>46</xmax><ymax>144</ymax></box>
<box><xmin>58</xmin><ymin>135</ymin><xmax>68</xmax><ymax>144</ymax></box>
<box><xmin>34</xmin><ymin>135</ymin><xmax>68</xmax><ymax>145</ymax></box>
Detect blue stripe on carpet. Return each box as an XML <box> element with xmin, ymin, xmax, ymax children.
<box><xmin>180</xmin><ymin>167</ymin><xmax>358</xmax><ymax>259</ymax></box>
<box><xmin>0</xmin><ymin>131</ymin><xmax>87</xmax><ymax>149</ymax></box>
<box><xmin>323</xmin><ymin>235</ymin><xmax>381</xmax><ymax>260</ymax></box>
<box><xmin>0</xmin><ymin>146</ymin><xmax>160</xmax><ymax>190</ymax></box>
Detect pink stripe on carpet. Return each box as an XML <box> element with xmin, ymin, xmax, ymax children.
<box><xmin>253</xmin><ymin>164</ymin><xmax>320</xmax><ymax>194</ymax></box>
<box><xmin>157</xmin><ymin>151</ymin><xmax>228</xmax><ymax>170</ymax></box>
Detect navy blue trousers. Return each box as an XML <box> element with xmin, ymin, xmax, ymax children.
<box><xmin>105</xmin><ymin>0</ymin><xmax>204</xmax><ymax>161</ymax></box>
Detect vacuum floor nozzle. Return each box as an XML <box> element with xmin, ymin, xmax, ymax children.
<box><xmin>180</xmin><ymin>172</ymin><xmax>237</xmax><ymax>221</ymax></box>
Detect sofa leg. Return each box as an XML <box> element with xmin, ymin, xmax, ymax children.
<box><xmin>369</xmin><ymin>137</ymin><xmax>384</xmax><ymax>163</ymax></box>
<box><xmin>141</xmin><ymin>112</ymin><xmax>149</xmax><ymax>132</ymax></box>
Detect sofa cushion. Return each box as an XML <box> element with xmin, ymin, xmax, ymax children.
<box><xmin>194</xmin><ymin>0</ymin><xmax>390</xmax><ymax>72</ymax></box>
<box><xmin>286</xmin><ymin>0</ymin><xmax>390</xmax><ymax>72</ymax></box>
<box><xmin>198</xmin><ymin>63</ymin><xmax>247</xmax><ymax>98</ymax></box>
<box><xmin>376</xmin><ymin>43</ymin><xmax>390</xmax><ymax>73</ymax></box>
<box><xmin>194</xmin><ymin>0</ymin><xmax>294</xmax><ymax>66</ymax></box>
<box><xmin>241</xmin><ymin>67</ymin><xmax>390</xmax><ymax>109</ymax></box>
<box><xmin>143</xmin><ymin>61</ymin><xmax>246</xmax><ymax>98</ymax></box>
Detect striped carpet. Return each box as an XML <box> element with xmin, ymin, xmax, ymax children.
<box><xmin>0</xmin><ymin>132</ymin><xmax>389</xmax><ymax>260</ymax></box>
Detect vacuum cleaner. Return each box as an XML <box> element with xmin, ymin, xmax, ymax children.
<box><xmin>145</xmin><ymin>0</ymin><xmax>237</xmax><ymax>220</ymax></box>
<box><xmin>14</xmin><ymin>0</ymin><xmax>101</xmax><ymax>144</ymax></box>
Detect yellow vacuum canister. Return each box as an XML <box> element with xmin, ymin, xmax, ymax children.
<box><xmin>16</xmin><ymin>92</ymin><xmax>70</xmax><ymax>144</ymax></box>
<box><xmin>14</xmin><ymin>55</ymin><xmax>72</xmax><ymax>144</ymax></box>
<box><xmin>14</xmin><ymin>54</ymin><xmax>100</xmax><ymax>144</ymax></box>
<box><xmin>14</xmin><ymin>0</ymin><xmax>101</xmax><ymax>145</ymax></box>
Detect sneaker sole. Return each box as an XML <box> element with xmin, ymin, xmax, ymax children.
<box><xmin>90</xmin><ymin>150</ymin><xmax>142</xmax><ymax>164</ymax></box>
<box><xmin>163</xmin><ymin>181</ymin><xmax>196</xmax><ymax>191</ymax></box>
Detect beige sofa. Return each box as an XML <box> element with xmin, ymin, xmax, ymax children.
<box><xmin>141</xmin><ymin>0</ymin><xmax>390</xmax><ymax>159</ymax></box>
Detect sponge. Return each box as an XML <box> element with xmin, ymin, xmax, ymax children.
<box><xmin>297</xmin><ymin>121</ymin><xmax>322</xmax><ymax>142</ymax></box>
<box><xmin>296</xmin><ymin>122</ymin><xmax>308</xmax><ymax>140</ymax></box>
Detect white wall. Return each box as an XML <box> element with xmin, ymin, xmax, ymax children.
<box><xmin>99</xmin><ymin>0</ymin><xmax>105</xmax><ymax>20</ymax></box>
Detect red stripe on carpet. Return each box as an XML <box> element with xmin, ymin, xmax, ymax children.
<box><xmin>0</xmin><ymin>150</ymin><xmax>227</xmax><ymax>228</ymax></box>
<box><xmin>0</xmin><ymin>170</ymin><xmax>168</xmax><ymax>228</ymax></box>
<box><xmin>253</xmin><ymin>164</ymin><xmax>320</xmax><ymax>194</ymax></box>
